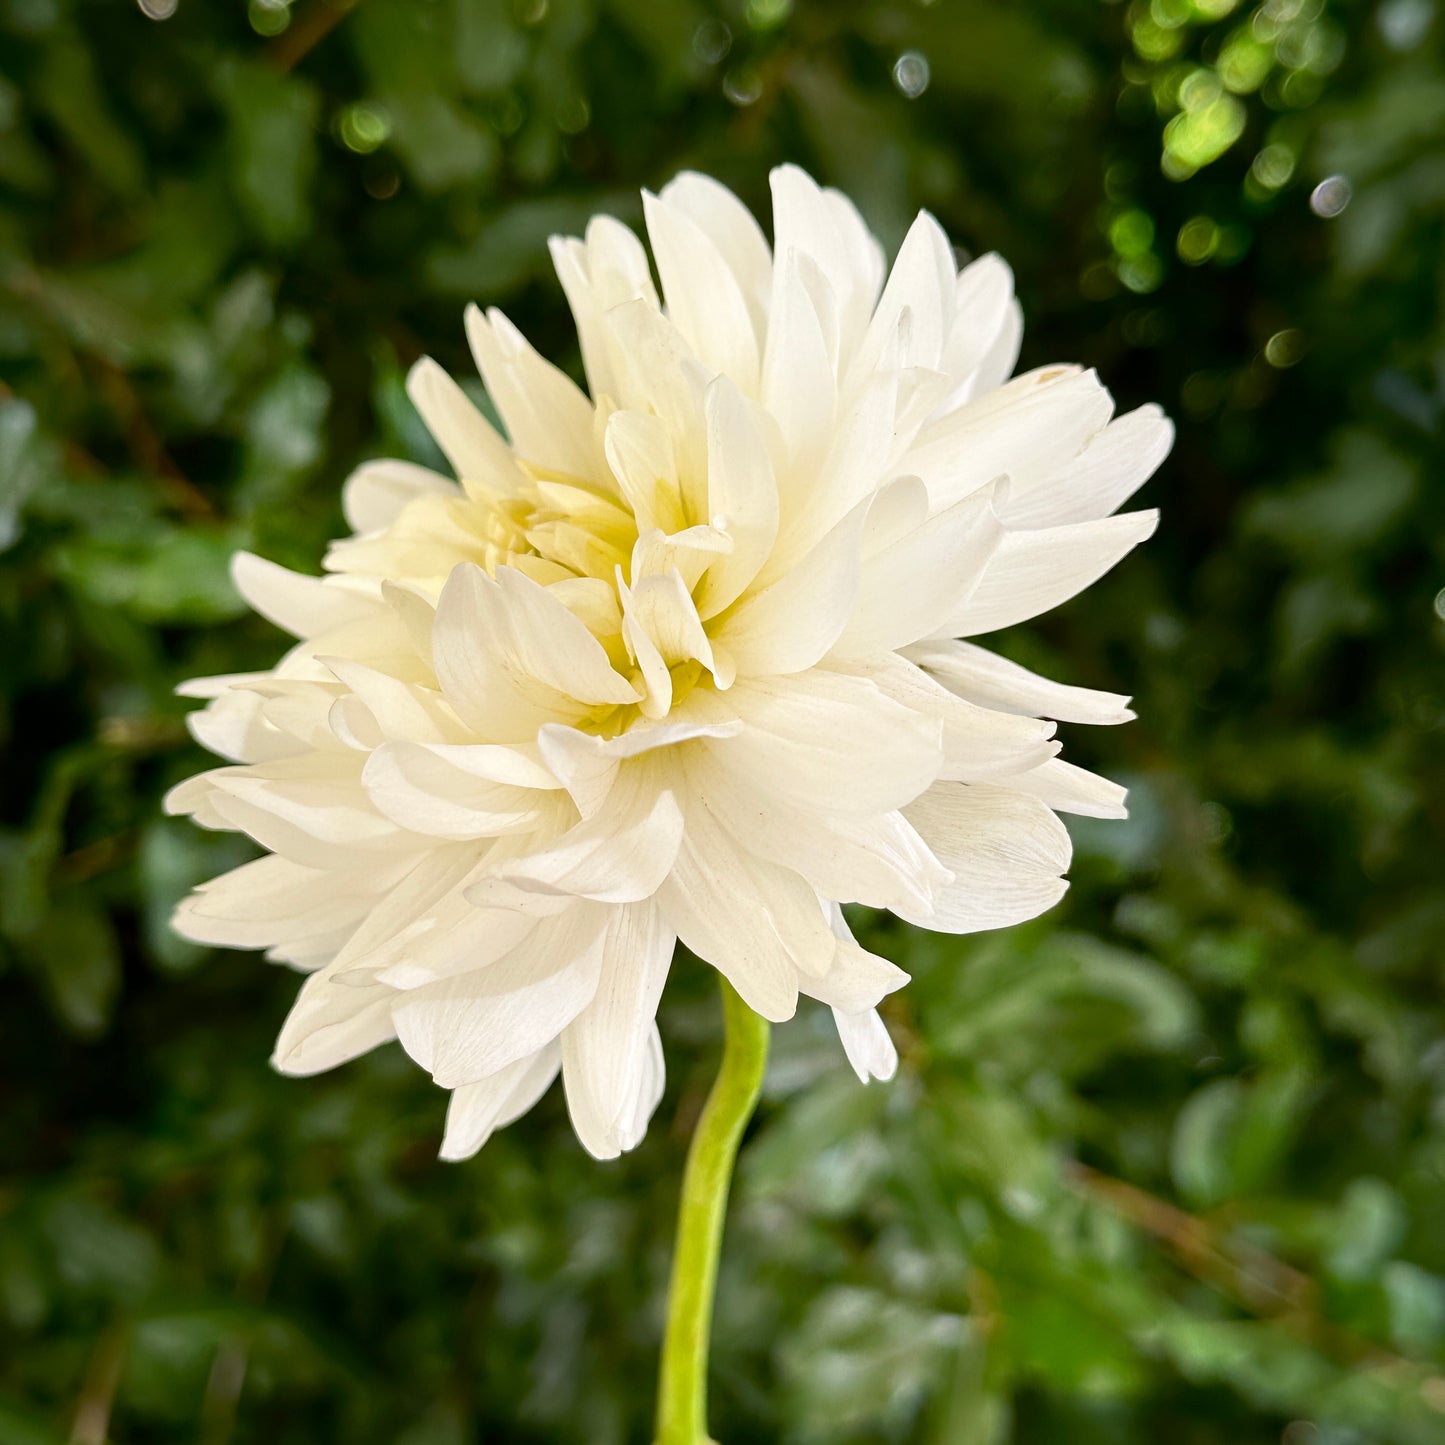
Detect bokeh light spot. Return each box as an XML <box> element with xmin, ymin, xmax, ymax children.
<box><xmin>1109</xmin><ymin>208</ymin><xmax>1156</xmax><ymax>258</ymax></box>
<box><xmin>722</xmin><ymin>66</ymin><xmax>763</xmax><ymax>106</ymax></box>
<box><xmin>893</xmin><ymin>51</ymin><xmax>931</xmax><ymax>99</ymax></box>
<box><xmin>1264</xmin><ymin>328</ymin><xmax>1306</xmax><ymax>367</ymax></box>
<box><xmin>1218</xmin><ymin>29</ymin><xmax>1273</xmax><ymax>92</ymax></box>
<box><xmin>557</xmin><ymin>96</ymin><xmax>591</xmax><ymax>134</ymax></box>
<box><xmin>1118</xmin><ymin>254</ymin><xmax>1165</xmax><ymax>293</ymax></box>
<box><xmin>1251</xmin><ymin>143</ymin><xmax>1296</xmax><ymax>189</ymax></box>
<box><xmin>248</xmin><ymin>0</ymin><xmax>290</xmax><ymax>37</ymax></box>
<box><xmin>1163</xmin><ymin>92</ymin><xmax>1246</xmax><ymax>176</ymax></box>
<box><xmin>136</xmin><ymin>0</ymin><xmax>177</xmax><ymax>18</ymax></box>
<box><xmin>744</xmin><ymin>0</ymin><xmax>792</xmax><ymax>30</ymax></box>
<box><xmin>1181</xmin><ymin>370</ymin><xmax>1226</xmax><ymax>416</ymax></box>
<box><xmin>1177</xmin><ymin>216</ymin><xmax>1220</xmax><ymax>263</ymax></box>
<box><xmin>692</xmin><ymin>19</ymin><xmax>731</xmax><ymax>65</ymax></box>
<box><xmin>1378</xmin><ymin>0</ymin><xmax>1434</xmax><ymax>49</ymax></box>
<box><xmin>1310</xmin><ymin>175</ymin><xmax>1352</xmax><ymax>217</ymax></box>
<box><xmin>338</xmin><ymin>102</ymin><xmax>391</xmax><ymax>155</ymax></box>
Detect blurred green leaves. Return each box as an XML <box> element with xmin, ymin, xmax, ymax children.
<box><xmin>2</xmin><ymin>0</ymin><xmax>1444</xmax><ymax>1443</ymax></box>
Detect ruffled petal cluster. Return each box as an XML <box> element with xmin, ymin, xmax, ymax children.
<box><xmin>170</xmin><ymin>166</ymin><xmax>1168</xmax><ymax>1161</ymax></box>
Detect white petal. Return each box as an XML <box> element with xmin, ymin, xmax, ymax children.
<box><xmin>321</xmin><ymin>657</ymin><xmax>462</xmax><ymax>744</ymax></box>
<box><xmin>366</xmin><ymin>877</ymin><xmax>545</xmax><ymax>989</ymax></box>
<box><xmin>432</xmin><ymin>564</ymin><xmax>637</xmax><ymax>738</ymax></box>
<box><xmin>439</xmin><ymin>1043</ymin><xmax>561</xmax><ymax>1161</ymax></box>
<box><xmin>173</xmin><ymin>854</ymin><xmax>388</xmax><ymax>953</ymax></box>
<box><xmin>469</xmin><ymin>766</ymin><xmax>684</xmax><ymax>905</ymax></box>
<box><xmin>392</xmin><ymin>904</ymin><xmax>608</xmax><ymax>1088</ymax></box>
<box><xmin>464</xmin><ymin>306</ymin><xmax>596</xmax><ymax>481</ymax></box>
<box><xmin>658</xmin><ymin>170</ymin><xmax>773</xmax><ymax>325</ymax></box>
<box><xmin>604</xmin><ymin>409</ymin><xmax>686</xmax><ymax>534</ymax></box>
<box><xmin>325</xmin><ymin>847</ymin><xmax>481</xmax><ymax>977</ymax></box>
<box><xmin>835</xmin><ymin>653</ymin><xmax>1059</xmax><ymax>781</ymax></box>
<box><xmin>1006</xmin><ymin>403</ymin><xmax>1174</xmax><ymax>529</ymax></box>
<box><xmin>362</xmin><ymin>740</ymin><xmax>551</xmax><ymax>839</ymax></box>
<box><xmin>833</xmin><ymin>1008</ymin><xmax>898</xmax><ymax>1083</ymax></box>
<box><xmin>905</xmin><ymin>638</ymin><xmax>1134</xmax><ymax>726</ymax></box>
<box><xmin>898</xmin><ymin>782</ymin><xmax>1071</xmax><ymax>934</ymax></box>
<box><xmin>536</xmin><ymin>715</ymin><xmax>743</xmax><ymax>818</ymax></box>
<box><xmin>700</xmin><ymin>670</ymin><xmax>941</xmax><ymax>815</ymax></box>
<box><xmin>1007</xmin><ymin>758</ymin><xmax>1129</xmax><ymax>818</ymax></box>
<box><xmin>831</xmin><ymin>481</ymin><xmax>1005</xmax><ymax>656</ymax></box>
<box><xmin>694</xmin><ymin>376</ymin><xmax>779</xmax><ymax>617</ymax></box>
<box><xmin>944</xmin><ymin>510</ymin><xmax>1159</xmax><ymax>637</ymax></box>
<box><xmin>231</xmin><ymin>553</ymin><xmax>376</xmax><ymax>639</ymax></box>
<box><xmin>802</xmin><ymin>917</ymin><xmax>910</xmax><ymax>1015</ymax></box>
<box><xmin>405</xmin><ymin>356</ymin><xmax>523</xmax><ymax>490</ymax></box>
<box><xmin>906</xmin><ymin>366</ymin><xmax>1113</xmax><ymax>513</ymax></box>
<box><xmin>616</xmin><ymin>1025</ymin><xmax>666</xmax><ymax>1153</ymax></box>
<box><xmin>762</xmin><ymin>247</ymin><xmax>838</xmax><ymax>493</ymax></box>
<box><xmin>769</xmin><ymin>165</ymin><xmax>884</xmax><ymax>365</ymax></box>
<box><xmin>549</xmin><ymin>215</ymin><xmax>657</xmax><ymax>403</ymax></box>
<box><xmin>940</xmin><ymin>253</ymin><xmax>1016</xmax><ymax>389</ymax></box>
<box><xmin>847</xmin><ymin>208</ymin><xmax>956</xmax><ymax>383</ymax></box>
<box><xmin>185</xmin><ymin>688</ymin><xmax>296</xmax><ymax>765</ymax></box>
<box><xmin>971</xmin><ymin>297</ymin><xmax>1022</xmax><ymax>396</ymax></box>
<box><xmin>658</xmin><ymin>798</ymin><xmax>841</xmax><ymax>1020</ymax></box>
<box><xmin>712</xmin><ymin>498</ymin><xmax>868</xmax><ymax>677</ymax></box>
<box><xmin>342</xmin><ymin>459</ymin><xmax>458</xmax><ymax>534</ymax></box>
<box><xmin>601</xmin><ymin>302</ymin><xmax>710</xmax><ymax>510</ymax></box>
<box><xmin>204</xmin><ymin>779</ymin><xmax>407</xmax><ymax>870</ymax></box>
<box><xmin>271</xmin><ymin>966</ymin><xmax>397</xmax><ymax>1076</ymax></box>
<box><xmin>685</xmin><ymin>741</ymin><xmax>947</xmax><ymax>914</ymax></box>
<box><xmin>560</xmin><ymin>901</ymin><xmax>674</xmax><ymax>1159</ymax></box>
<box><xmin>643</xmin><ymin>189</ymin><xmax>761</xmax><ymax>396</ymax></box>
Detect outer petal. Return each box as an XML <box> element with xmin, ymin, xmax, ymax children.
<box><xmin>405</xmin><ymin>356</ymin><xmax>524</xmax><ymax>491</ymax></box>
<box><xmin>230</xmin><ymin>553</ymin><xmax>377</xmax><ymax>640</ymax></box>
<box><xmin>905</xmin><ymin>639</ymin><xmax>1135</xmax><ymax>726</ymax></box>
<box><xmin>1007</xmin><ymin>758</ymin><xmax>1129</xmax><ymax>819</ymax></box>
<box><xmin>697</xmin><ymin>670</ymin><xmax>942</xmax><ymax>816</ymax></box>
<box><xmin>659</xmin><ymin>170</ymin><xmax>773</xmax><ymax>325</ymax></box>
<box><xmin>943</xmin><ymin>510</ymin><xmax>1160</xmax><ymax>638</ymax></box>
<box><xmin>1005</xmin><ymin>403</ymin><xmax>1173</xmax><ymax>529</ymax></box>
<box><xmin>833</xmin><ymin>1008</ymin><xmax>899</xmax><ymax>1083</ymax></box>
<box><xmin>898</xmin><ymin>782</ymin><xmax>1071</xmax><ymax>934</ymax></box>
<box><xmin>904</xmin><ymin>366</ymin><xmax>1113</xmax><ymax>513</ymax></box>
<box><xmin>342</xmin><ymin>460</ymin><xmax>458</xmax><ymax>535</ymax></box>
<box><xmin>561</xmin><ymin>901</ymin><xmax>675</xmax><ymax>1159</ymax></box>
<box><xmin>658</xmin><ymin>796</ymin><xmax>837</xmax><ymax>1020</ymax></box>
<box><xmin>392</xmin><ymin>904</ymin><xmax>608</xmax><ymax>1088</ymax></box>
<box><xmin>271</xmin><ymin>966</ymin><xmax>397</xmax><ymax>1076</ymax></box>
<box><xmin>440</xmin><ymin>1044</ymin><xmax>561</xmax><ymax>1161</ymax></box>
<box><xmin>643</xmin><ymin>189</ymin><xmax>761</xmax><ymax>395</ymax></box>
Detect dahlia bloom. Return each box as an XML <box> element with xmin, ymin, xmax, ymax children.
<box><xmin>169</xmin><ymin>166</ymin><xmax>1168</xmax><ymax>1162</ymax></box>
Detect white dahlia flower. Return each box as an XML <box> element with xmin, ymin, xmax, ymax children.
<box><xmin>168</xmin><ymin>166</ymin><xmax>1168</xmax><ymax>1162</ymax></box>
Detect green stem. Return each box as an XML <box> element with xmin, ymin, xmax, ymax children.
<box><xmin>655</xmin><ymin>979</ymin><xmax>770</xmax><ymax>1445</ymax></box>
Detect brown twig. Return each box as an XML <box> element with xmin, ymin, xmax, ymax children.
<box><xmin>90</xmin><ymin>358</ymin><xmax>215</xmax><ymax>519</ymax></box>
<box><xmin>70</xmin><ymin>1321</ymin><xmax>127</xmax><ymax>1445</ymax></box>
<box><xmin>268</xmin><ymin>0</ymin><xmax>355</xmax><ymax>73</ymax></box>
<box><xmin>197</xmin><ymin>1221</ymin><xmax>287</xmax><ymax>1445</ymax></box>
<box><xmin>1065</xmin><ymin>1161</ymin><xmax>1314</xmax><ymax>1317</ymax></box>
<box><xmin>1065</xmin><ymin>1160</ymin><xmax>1445</xmax><ymax>1412</ymax></box>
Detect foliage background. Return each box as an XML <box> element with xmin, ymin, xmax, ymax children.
<box><xmin>2</xmin><ymin>0</ymin><xmax>1443</xmax><ymax>1441</ymax></box>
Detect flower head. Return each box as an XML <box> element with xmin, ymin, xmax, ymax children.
<box><xmin>169</xmin><ymin>166</ymin><xmax>1168</xmax><ymax>1161</ymax></box>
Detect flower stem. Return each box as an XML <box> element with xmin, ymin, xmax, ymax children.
<box><xmin>655</xmin><ymin>978</ymin><xmax>770</xmax><ymax>1445</ymax></box>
